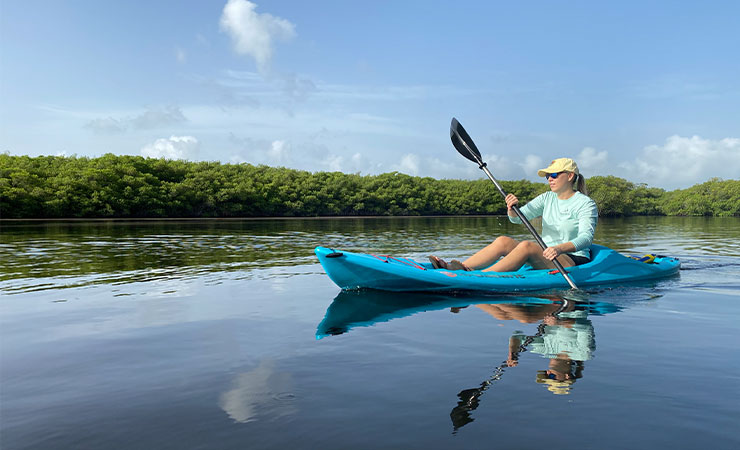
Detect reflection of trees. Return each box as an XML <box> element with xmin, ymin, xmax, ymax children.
<box><xmin>0</xmin><ymin>221</ymin><xmax>322</xmax><ymax>285</ymax></box>
<box><xmin>0</xmin><ymin>218</ymin><xmax>562</xmax><ymax>287</ymax></box>
<box><xmin>219</xmin><ymin>359</ymin><xmax>296</xmax><ymax>423</ymax></box>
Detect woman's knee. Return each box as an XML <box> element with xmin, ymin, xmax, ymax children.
<box><xmin>492</xmin><ymin>236</ymin><xmax>516</xmax><ymax>247</ymax></box>
<box><xmin>515</xmin><ymin>240</ymin><xmax>540</xmax><ymax>254</ymax></box>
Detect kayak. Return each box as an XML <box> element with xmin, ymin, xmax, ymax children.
<box><xmin>316</xmin><ymin>290</ymin><xmax>622</xmax><ymax>338</ymax></box>
<box><xmin>315</xmin><ymin>244</ymin><xmax>680</xmax><ymax>292</ymax></box>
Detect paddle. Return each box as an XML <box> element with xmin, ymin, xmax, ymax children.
<box><xmin>449</xmin><ymin>117</ymin><xmax>579</xmax><ymax>290</ymax></box>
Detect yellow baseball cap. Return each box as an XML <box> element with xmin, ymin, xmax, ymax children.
<box><xmin>535</xmin><ymin>371</ymin><xmax>576</xmax><ymax>395</ymax></box>
<box><xmin>537</xmin><ymin>158</ymin><xmax>580</xmax><ymax>178</ymax></box>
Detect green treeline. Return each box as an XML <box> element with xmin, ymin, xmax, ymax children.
<box><xmin>1</xmin><ymin>154</ymin><xmax>738</xmax><ymax>218</ymax></box>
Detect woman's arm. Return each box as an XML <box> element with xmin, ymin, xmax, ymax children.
<box><xmin>543</xmin><ymin>241</ymin><xmax>577</xmax><ymax>260</ymax></box>
<box><xmin>569</xmin><ymin>198</ymin><xmax>598</xmax><ymax>252</ymax></box>
<box><xmin>508</xmin><ymin>192</ymin><xmax>546</xmax><ymax>224</ymax></box>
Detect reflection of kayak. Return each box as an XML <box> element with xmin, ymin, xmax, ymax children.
<box><xmin>315</xmin><ymin>244</ymin><xmax>680</xmax><ymax>293</ymax></box>
<box><xmin>316</xmin><ymin>291</ymin><xmax>620</xmax><ymax>339</ymax></box>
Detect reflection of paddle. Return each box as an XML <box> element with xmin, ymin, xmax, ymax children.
<box><xmin>449</xmin><ymin>299</ymin><xmax>571</xmax><ymax>432</ymax></box>
<box><xmin>450</xmin><ymin>118</ymin><xmax>579</xmax><ymax>290</ymax></box>
<box><xmin>451</xmin><ymin>358</ymin><xmax>515</xmax><ymax>431</ymax></box>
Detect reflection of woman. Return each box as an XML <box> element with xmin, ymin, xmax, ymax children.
<box><xmin>450</xmin><ymin>300</ymin><xmax>595</xmax><ymax>430</ymax></box>
<box><xmin>430</xmin><ymin>158</ymin><xmax>598</xmax><ymax>272</ymax></box>
<box><xmin>507</xmin><ymin>308</ymin><xmax>595</xmax><ymax>395</ymax></box>
<box><xmin>475</xmin><ymin>302</ymin><xmax>566</xmax><ymax>325</ymax></box>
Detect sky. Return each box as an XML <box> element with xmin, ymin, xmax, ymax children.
<box><xmin>1</xmin><ymin>0</ymin><xmax>739</xmax><ymax>190</ymax></box>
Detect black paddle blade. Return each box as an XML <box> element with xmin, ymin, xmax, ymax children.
<box><xmin>450</xmin><ymin>118</ymin><xmax>483</xmax><ymax>164</ymax></box>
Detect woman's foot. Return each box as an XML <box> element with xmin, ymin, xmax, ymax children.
<box><xmin>428</xmin><ymin>255</ymin><xmax>448</xmax><ymax>269</ymax></box>
<box><xmin>449</xmin><ymin>260</ymin><xmax>472</xmax><ymax>271</ymax></box>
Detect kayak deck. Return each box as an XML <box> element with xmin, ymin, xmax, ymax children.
<box><xmin>315</xmin><ymin>244</ymin><xmax>680</xmax><ymax>292</ymax></box>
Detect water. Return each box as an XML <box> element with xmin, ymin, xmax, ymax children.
<box><xmin>1</xmin><ymin>217</ymin><xmax>739</xmax><ymax>449</ymax></box>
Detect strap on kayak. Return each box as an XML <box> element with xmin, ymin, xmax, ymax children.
<box><xmin>371</xmin><ymin>254</ymin><xmax>427</xmax><ymax>270</ymax></box>
<box><xmin>630</xmin><ymin>254</ymin><xmax>657</xmax><ymax>263</ymax></box>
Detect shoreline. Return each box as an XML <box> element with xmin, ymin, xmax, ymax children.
<box><xmin>2</xmin><ymin>214</ymin><xmax>736</xmax><ymax>224</ymax></box>
<box><xmin>1</xmin><ymin>215</ymin><xmax>508</xmax><ymax>222</ymax></box>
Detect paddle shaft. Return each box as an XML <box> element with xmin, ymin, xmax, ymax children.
<box><xmin>478</xmin><ymin>163</ymin><xmax>579</xmax><ymax>290</ymax></box>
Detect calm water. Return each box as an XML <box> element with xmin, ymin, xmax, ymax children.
<box><xmin>1</xmin><ymin>217</ymin><xmax>739</xmax><ymax>449</ymax></box>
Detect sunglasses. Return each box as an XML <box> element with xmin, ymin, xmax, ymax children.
<box><xmin>546</xmin><ymin>172</ymin><xmax>563</xmax><ymax>180</ymax></box>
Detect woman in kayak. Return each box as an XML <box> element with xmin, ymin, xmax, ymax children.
<box><xmin>429</xmin><ymin>158</ymin><xmax>598</xmax><ymax>272</ymax></box>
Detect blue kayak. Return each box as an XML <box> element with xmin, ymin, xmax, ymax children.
<box><xmin>315</xmin><ymin>244</ymin><xmax>680</xmax><ymax>292</ymax></box>
<box><xmin>316</xmin><ymin>290</ymin><xmax>622</xmax><ymax>338</ymax></box>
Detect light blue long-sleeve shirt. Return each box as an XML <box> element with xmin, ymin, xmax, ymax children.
<box><xmin>512</xmin><ymin>313</ymin><xmax>596</xmax><ymax>361</ymax></box>
<box><xmin>509</xmin><ymin>191</ymin><xmax>598</xmax><ymax>259</ymax></box>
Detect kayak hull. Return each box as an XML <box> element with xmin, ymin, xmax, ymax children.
<box><xmin>316</xmin><ymin>290</ymin><xmax>623</xmax><ymax>338</ymax></box>
<box><xmin>315</xmin><ymin>244</ymin><xmax>680</xmax><ymax>292</ymax></box>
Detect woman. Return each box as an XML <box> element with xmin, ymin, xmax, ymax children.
<box><xmin>429</xmin><ymin>158</ymin><xmax>598</xmax><ymax>272</ymax></box>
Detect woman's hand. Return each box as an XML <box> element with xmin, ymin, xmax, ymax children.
<box><xmin>543</xmin><ymin>315</ymin><xmax>558</xmax><ymax>326</ymax></box>
<box><xmin>506</xmin><ymin>351</ymin><xmax>519</xmax><ymax>367</ymax></box>
<box><xmin>542</xmin><ymin>246</ymin><xmax>561</xmax><ymax>261</ymax></box>
<box><xmin>505</xmin><ymin>194</ymin><xmax>519</xmax><ymax>213</ymax></box>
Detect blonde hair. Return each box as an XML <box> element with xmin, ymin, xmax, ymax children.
<box><xmin>571</xmin><ymin>173</ymin><xmax>588</xmax><ymax>195</ymax></box>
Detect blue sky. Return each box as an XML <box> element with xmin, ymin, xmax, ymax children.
<box><xmin>1</xmin><ymin>0</ymin><xmax>738</xmax><ymax>189</ymax></box>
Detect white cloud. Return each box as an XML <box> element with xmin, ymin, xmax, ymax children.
<box><xmin>577</xmin><ymin>147</ymin><xmax>609</xmax><ymax>175</ymax></box>
<box><xmin>395</xmin><ymin>153</ymin><xmax>420</xmax><ymax>176</ymax></box>
<box><xmin>219</xmin><ymin>359</ymin><xmax>295</xmax><ymax>424</ymax></box>
<box><xmin>520</xmin><ymin>154</ymin><xmax>543</xmax><ymax>178</ymax></box>
<box><xmin>267</xmin><ymin>140</ymin><xmax>289</xmax><ymax>164</ymax></box>
<box><xmin>228</xmin><ymin>136</ymin><xmax>293</xmax><ymax>166</ymax></box>
<box><xmin>130</xmin><ymin>106</ymin><xmax>187</xmax><ymax>129</ymax></box>
<box><xmin>85</xmin><ymin>117</ymin><xmax>126</xmax><ymax>134</ymax></box>
<box><xmin>622</xmin><ymin>135</ymin><xmax>740</xmax><ymax>189</ymax></box>
<box><xmin>210</xmin><ymin>68</ymin><xmax>315</xmax><ymax>112</ymax></box>
<box><xmin>350</xmin><ymin>153</ymin><xmax>364</xmax><ymax>172</ymax></box>
<box><xmin>84</xmin><ymin>106</ymin><xmax>187</xmax><ymax>134</ymax></box>
<box><xmin>386</xmin><ymin>152</ymin><xmax>511</xmax><ymax>180</ymax></box>
<box><xmin>322</xmin><ymin>154</ymin><xmax>344</xmax><ymax>172</ymax></box>
<box><xmin>140</xmin><ymin>136</ymin><xmax>199</xmax><ymax>160</ymax></box>
<box><xmin>316</xmin><ymin>152</ymin><xmax>368</xmax><ymax>173</ymax></box>
<box><xmin>219</xmin><ymin>0</ymin><xmax>296</xmax><ymax>74</ymax></box>
<box><xmin>476</xmin><ymin>154</ymin><xmax>522</xmax><ymax>181</ymax></box>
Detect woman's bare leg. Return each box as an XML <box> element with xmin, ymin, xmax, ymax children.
<box><xmin>462</xmin><ymin>236</ymin><xmax>520</xmax><ymax>270</ymax></box>
<box><xmin>483</xmin><ymin>240</ymin><xmax>576</xmax><ymax>272</ymax></box>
